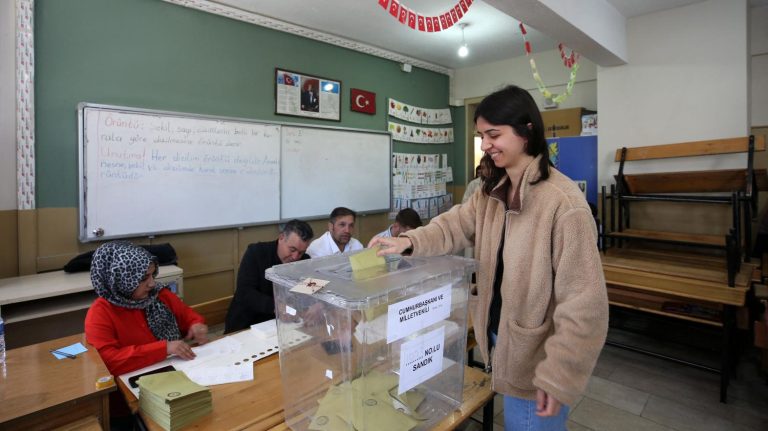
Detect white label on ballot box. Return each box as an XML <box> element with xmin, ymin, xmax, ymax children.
<box><xmin>398</xmin><ymin>326</ymin><xmax>445</xmax><ymax>394</ymax></box>
<box><xmin>387</xmin><ymin>285</ymin><xmax>451</xmax><ymax>343</ymax></box>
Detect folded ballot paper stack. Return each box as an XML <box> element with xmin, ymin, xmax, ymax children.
<box><xmin>138</xmin><ymin>370</ymin><xmax>212</xmax><ymax>431</ymax></box>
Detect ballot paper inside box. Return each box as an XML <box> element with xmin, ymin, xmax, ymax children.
<box><xmin>265</xmin><ymin>253</ymin><xmax>475</xmax><ymax>431</ymax></box>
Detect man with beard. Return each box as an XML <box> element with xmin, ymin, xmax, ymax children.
<box><xmin>306</xmin><ymin>207</ymin><xmax>363</xmax><ymax>258</ymax></box>
<box><xmin>224</xmin><ymin>219</ymin><xmax>313</xmax><ymax>333</ymax></box>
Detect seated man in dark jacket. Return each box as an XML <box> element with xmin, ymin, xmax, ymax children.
<box><xmin>224</xmin><ymin>219</ymin><xmax>313</xmax><ymax>333</ymax></box>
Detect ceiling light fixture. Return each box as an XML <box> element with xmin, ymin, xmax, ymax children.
<box><xmin>457</xmin><ymin>23</ymin><xmax>469</xmax><ymax>58</ymax></box>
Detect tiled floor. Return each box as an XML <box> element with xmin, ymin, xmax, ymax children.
<box><xmin>460</xmin><ymin>344</ymin><xmax>768</xmax><ymax>431</ymax></box>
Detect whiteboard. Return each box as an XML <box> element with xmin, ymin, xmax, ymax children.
<box><xmin>79</xmin><ymin>104</ymin><xmax>281</xmax><ymax>241</ymax></box>
<box><xmin>281</xmin><ymin>126</ymin><xmax>391</xmax><ymax>219</ymax></box>
<box><xmin>78</xmin><ymin>104</ymin><xmax>391</xmax><ymax>242</ymax></box>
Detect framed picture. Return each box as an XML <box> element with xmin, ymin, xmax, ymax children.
<box><xmin>275</xmin><ymin>68</ymin><xmax>341</xmax><ymax>121</ymax></box>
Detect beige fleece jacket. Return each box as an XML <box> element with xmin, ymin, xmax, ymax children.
<box><xmin>403</xmin><ymin>156</ymin><xmax>608</xmax><ymax>406</ymax></box>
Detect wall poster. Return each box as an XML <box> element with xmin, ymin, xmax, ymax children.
<box><xmin>275</xmin><ymin>68</ymin><xmax>341</xmax><ymax>121</ymax></box>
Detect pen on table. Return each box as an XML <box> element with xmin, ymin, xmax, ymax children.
<box><xmin>49</xmin><ymin>349</ymin><xmax>77</xmax><ymax>359</ymax></box>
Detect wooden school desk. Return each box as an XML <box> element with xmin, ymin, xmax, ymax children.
<box><xmin>0</xmin><ymin>333</ymin><xmax>115</xmax><ymax>430</ymax></box>
<box><xmin>118</xmin><ymin>354</ymin><xmax>495</xmax><ymax>431</ymax></box>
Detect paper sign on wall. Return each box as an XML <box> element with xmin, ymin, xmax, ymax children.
<box><xmin>398</xmin><ymin>326</ymin><xmax>445</xmax><ymax>394</ymax></box>
<box><xmin>387</xmin><ymin>285</ymin><xmax>451</xmax><ymax>343</ymax></box>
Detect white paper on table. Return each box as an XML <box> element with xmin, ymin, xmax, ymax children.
<box><xmin>191</xmin><ymin>335</ymin><xmax>243</xmax><ymax>362</ymax></box>
<box><xmin>250</xmin><ymin>319</ymin><xmax>278</xmax><ymax>339</ymax></box>
<box><xmin>182</xmin><ymin>364</ymin><xmax>254</xmax><ymax>386</ymax></box>
<box><xmin>119</xmin><ymin>331</ymin><xmax>282</xmax><ymax>398</ymax></box>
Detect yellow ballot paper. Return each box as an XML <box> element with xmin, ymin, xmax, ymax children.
<box><xmin>310</xmin><ymin>372</ymin><xmax>422</xmax><ymax>431</ymax></box>
<box><xmin>349</xmin><ymin>247</ymin><xmax>386</xmax><ymax>273</ymax></box>
<box><xmin>138</xmin><ymin>370</ymin><xmax>212</xmax><ymax>431</ymax></box>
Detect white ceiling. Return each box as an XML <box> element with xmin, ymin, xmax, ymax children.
<box><xmin>212</xmin><ymin>0</ymin><xmax>766</xmax><ymax>70</ymax></box>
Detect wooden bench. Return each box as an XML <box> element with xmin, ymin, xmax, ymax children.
<box><xmin>603</xmin><ymin>248</ymin><xmax>752</xmax><ymax>320</ymax></box>
<box><xmin>600</xmin><ymin>135</ymin><xmax>765</xmax><ymax>402</ymax></box>
<box><xmin>605</xmin><ymin>135</ymin><xmax>766</xmax><ymax>263</ymax></box>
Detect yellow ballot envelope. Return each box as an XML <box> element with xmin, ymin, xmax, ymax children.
<box><xmin>349</xmin><ymin>247</ymin><xmax>386</xmax><ymax>273</ymax></box>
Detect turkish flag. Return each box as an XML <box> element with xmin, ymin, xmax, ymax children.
<box><xmin>460</xmin><ymin>0</ymin><xmax>468</xmax><ymax>13</ymax></box>
<box><xmin>426</xmin><ymin>16</ymin><xmax>434</xmax><ymax>32</ymax></box>
<box><xmin>399</xmin><ymin>6</ymin><xmax>408</xmax><ymax>24</ymax></box>
<box><xmin>389</xmin><ymin>0</ymin><xmax>399</xmax><ymax>17</ymax></box>
<box><xmin>417</xmin><ymin>15</ymin><xmax>426</xmax><ymax>31</ymax></box>
<box><xmin>454</xmin><ymin>5</ymin><xmax>463</xmax><ymax>19</ymax></box>
<box><xmin>432</xmin><ymin>16</ymin><xmax>441</xmax><ymax>31</ymax></box>
<box><xmin>466</xmin><ymin>0</ymin><xmax>473</xmax><ymax>5</ymax></box>
<box><xmin>283</xmin><ymin>73</ymin><xmax>295</xmax><ymax>86</ymax></box>
<box><xmin>407</xmin><ymin>10</ymin><xmax>416</xmax><ymax>29</ymax></box>
<box><xmin>350</xmin><ymin>89</ymin><xmax>376</xmax><ymax>115</ymax></box>
<box><xmin>378</xmin><ymin>0</ymin><xmax>389</xmax><ymax>9</ymax></box>
<box><xmin>439</xmin><ymin>15</ymin><xmax>447</xmax><ymax>31</ymax></box>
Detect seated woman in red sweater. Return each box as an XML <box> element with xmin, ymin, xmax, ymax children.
<box><xmin>85</xmin><ymin>240</ymin><xmax>208</xmax><ymax>377</ymax></box>
<box><xmin>86</xmin><ymin>241</ymin><xmax>209</xmax><ymax>428</ymax></box>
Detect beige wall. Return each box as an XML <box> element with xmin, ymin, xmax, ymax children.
<box><xmin>597</xmin><ymin>0</ymin><xmax>750</xmax><ymax>188</ymax></box>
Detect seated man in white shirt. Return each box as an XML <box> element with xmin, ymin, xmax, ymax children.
<box><xmin>375</xmin><ymin>207</ymin><xmax>423</xmax><ymax>238</ymax></box>
<box><xmin>307</xmin><ymin>207</ymin><xmax>364</xmax><ymax>258</ymax></box>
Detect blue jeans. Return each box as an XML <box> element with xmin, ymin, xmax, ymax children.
<box><xmin>490</xmin><ymin>332</ymin><xmax>569</xmax><ymax>431</ymax></box>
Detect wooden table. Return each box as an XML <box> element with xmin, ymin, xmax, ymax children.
<box><xmin>119</xmin><ymin>355</ymin><xmax>495</xmax><ymax>431</ymax></box>
<box><xmin>0</xmin><ymin>333</ymin><xmax>115</xmax><ymax>430</ymax></box>
<box><xmin>120</xmin><ymin>354</ymin><xmax>287</xmax><ymax>430</ymax></box>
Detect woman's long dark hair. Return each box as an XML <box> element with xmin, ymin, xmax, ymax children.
<box><xmin>474</xmin><ymin>85</ymin><xmax>551</xmax><ymax>195</ymax></box>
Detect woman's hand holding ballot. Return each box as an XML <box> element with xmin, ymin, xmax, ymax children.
<box><xmin>367</xmin><ymin>236</ymin><xmax>412</xmax><ymax>256</ymax></box>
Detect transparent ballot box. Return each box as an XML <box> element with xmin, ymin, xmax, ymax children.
<box><xmin>266</xmin><ymin>253</ymin><xmax>476</xmax><ymax>431</ymax></box>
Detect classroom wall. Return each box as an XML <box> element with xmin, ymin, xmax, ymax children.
<box><xmin>597</xmin><ymin>0</ymin><xmax>750</xmax><ymax>188</ymax></box>
<box><xmin>452</xmin><ymin>48</ymin><xmax>598</xmax><ymax>111</ymax></box>
<box><xmin>1</xmin><ymin>0</ymin><xmax>456</xmax><ymax>324</ymax></box>
<box><xmin>752</xmin><ymin>5</ymin><xmax>768</xmax><ymax>127</ymax></box>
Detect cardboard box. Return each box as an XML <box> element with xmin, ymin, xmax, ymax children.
<box><xmin>541</xmin><ymin>107</ymin><xmax>596</xmax><ymax>137</ymax></box>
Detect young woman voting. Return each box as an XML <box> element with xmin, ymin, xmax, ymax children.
<box><xmin>370</xmin><ymin>86</ymin><xmax>608</xmax><ymax>431</ymax></box>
